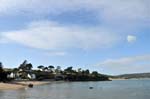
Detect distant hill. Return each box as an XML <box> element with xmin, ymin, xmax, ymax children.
<box><xmin>116</xmin><ymin>73</ymin><xmax>150</xmax><ymax>79</ymax></box>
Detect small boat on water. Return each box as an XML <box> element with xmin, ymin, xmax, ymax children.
<box><xmin>89</xmin><ymin>87</ymin><xmax>94</xmax><ymax>89</ymax></box>
<box><xmin>28</xmin><ymin>83</ymin><xmax>33</xmax><ymax>88</ymax></box>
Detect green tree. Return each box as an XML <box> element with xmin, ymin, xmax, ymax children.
<box><xmin>91</xmin><ymin>71</ymin><xmax>99</xmax><ymax>77</ymax></box>
<box><xmin>48</xmin><ymin>65</ymin><xmax>54</xmax><ymax>73</ymax></box>
<box><xmin>64</xmin><ymin>66</ymin><xmax>73</xmax><ymax>74</ymax></box>
<box><xmin>85</xmin><ymin>69</ymin><xmax>90</xmax><ymax>75</ymax></box>
<box><xmin>55</xmin><ymin>66</ymin><xmax>61</xmax><ymax>74</ymax></box>
<box><xmin>18</xmin><ymin>60</ymin><xmax>33</xmax><ymax>79</ymax></box>
<box><xmin>37</xmin><ymin>65</ymin><xmax>45</xmax><ymax>71</ymax></box>
<box><xmin>0</xmin><ymin>62</ymin><xmax>8</xmax><ymax>82</ymax></box>
<box><xmin>0</xmin><ymin>62</ymin><xmax>4</xmax><ymax>72</ymax></box>
<box><xmin>19</xmin><ymin>60</ymin><xmax>32</xmax><ymax>71</ymax></box>
<box><xmin>43</xmin><ymin>67</ymin><xmax>48</xmax><ymax>71</ymax></box>
<box><xmin>77</xmin><ymin>68</ymin><xmax>82</xmax><ymax>73</ymax></box>
<box><xmin>26</xmin><ymin>63</ymin><xmax>33</xmax><ymax>70</ymax></box>
<box><xmin>19</xmin><ymin>60</ymin><xmax>28</xmax><ymax>70</ymax></box>
<box><xmin>12</xmin><ymin>68</ymin><xmax>19</xmax><ymax>78</ymax></box>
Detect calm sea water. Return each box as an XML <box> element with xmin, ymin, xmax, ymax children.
<box><xmin>0</xmin><ymin>80</ymin><xmax>150</xmax><ymax>99</ymax></box>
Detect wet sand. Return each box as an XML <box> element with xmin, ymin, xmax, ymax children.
<box><xmin>0</xmin><ymin>81</ymin><xmax>50</xmax><ymax>90</ymax></box>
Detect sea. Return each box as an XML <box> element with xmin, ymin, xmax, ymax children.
<box><xmin>0</xmin><ymin>79</ymin><xmax>150</xmax><ymax>99</ymax></box>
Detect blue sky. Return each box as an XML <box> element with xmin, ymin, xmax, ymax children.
<box><xmin>0</xmin><ymin>0</ymin><xmax>150</xmax><ymax>75</ymax></box>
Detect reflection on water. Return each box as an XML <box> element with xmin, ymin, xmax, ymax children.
<box><xmin>0</xmin><ymin>80</ymin><xmax>150</xmax><ymax>99</ymax></box>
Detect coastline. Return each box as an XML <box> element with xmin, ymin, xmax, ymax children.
<box><xmin>0</xmin><ymin>81</ymin><xmax>50</xmax><ymax>90</ymax></box>
<box><xmin>109</xmin><ymin>78</ymin><xmax>126</xmax><ymax>80</ymax></box>
<box><xmin>1</xmin><ymin>78</ymin><xmax>149</xmax><ymax>90</ymax></box>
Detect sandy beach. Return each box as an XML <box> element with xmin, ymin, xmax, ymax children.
<box><xmin>109</xmin><ymin>78</ymin><xmax>126</xmax><ymax>80</ymax></box>
<box><xmin>0</xmin><ymin>81</ymin><xmax>50</xmax><ymax>90</ymax></box>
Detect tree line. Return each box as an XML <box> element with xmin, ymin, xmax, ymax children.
<box><xmin>0</xmin><ymin>60</ymin><xmax>110</xmax><ymax>82</ymax></box>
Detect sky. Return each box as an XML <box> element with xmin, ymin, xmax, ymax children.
<box><xmin>0</xmin><ymin>0</ymin><xmax>150</xmax><ymax>75</ymax></box>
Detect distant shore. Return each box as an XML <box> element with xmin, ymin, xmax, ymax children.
<box><xmin>109</xmin><ymin>78</ymin><xmax>126</xmax><ymax>80</ymax></box>
<box><xmin>0</xmin><ymin>81</ymin><xmax>50</xmax><ymax>90</ymax></box>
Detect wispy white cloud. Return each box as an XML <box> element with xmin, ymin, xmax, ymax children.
<box><xmin>0</xmin><ymin>0</ymin><xmax>149</xmax><ymax>26</ymax></box>
<box><xmin>99</xmin><ymin>55</ymin><xmax>150</xmax><ymax>66</ymax></box>
<box><xmin>97</xmin><ymin>55</ymin><xmax>150</xmax><ymax>74</ymax></box>
<box><xmin>0</xmin><ymin>0</ymin><xmax>84</xmax><ymax>15</ymax></box>
<box><xmin>0</xmin><ymin>0</ymin><xmax>149</xmax><ymax>52</ymax></box>
<box><xmin>44</xmin><ymin>51</ymin><xmax>67</xmax><ymax>56</ymax></box>
<box><xmin>127</xmin><ymin>35</ymin><xmax>137</xmax><ymax>43</ymax></box>
<box><xmin>1</xmin><ymin>20</ymin><xmax>120</xmax><ymax>50</ymax></box>
<box><xmin>0</xmin><ymin>0</ymin><xmax>150</xmax><ymax>49</ymax></box>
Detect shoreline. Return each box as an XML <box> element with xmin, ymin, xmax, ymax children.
<box><xmin>109</xmin><ymin>78</ymin><xmax>126</xmax><ymax>80</ymax></box>
<box><xmin>0</xmin><ymin>81</ymin><xmax>51</xmax><ymax>90</ymax></box>
<box><xmin>1</xmin><ymin>78</ymin><xmax>149</xmax><ymax>90</ymax></box>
